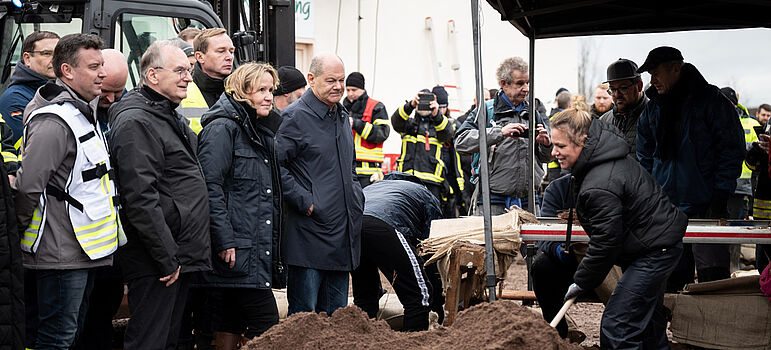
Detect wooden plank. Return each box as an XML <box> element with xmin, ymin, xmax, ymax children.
<box><xmin>500</xmin><ymin>290</ymin><xmax>537</xmax><ymax>301</ymax></box>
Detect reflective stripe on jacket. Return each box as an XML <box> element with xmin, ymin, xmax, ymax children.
<box><xmin>390</xmin><ymin>102</ymin><xmax>454</xmax><ymax>186</ymax></box>
<box><xmin>353</xmin><ymin>97</ymin><xmax>387</xmax><ymax>164</ymax></box>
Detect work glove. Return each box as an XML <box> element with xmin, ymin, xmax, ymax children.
<box><xmin>555</xmin><ymin>243</ymin><xmax>570</xmax><ymax>263</ymax></box>
<box><xmin>563</xmin><ymin>283</ymin><xmax>585</xmax><ymax>303</ymax></box>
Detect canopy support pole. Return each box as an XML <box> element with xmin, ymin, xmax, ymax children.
<box><xmin>471</xmin><ymin>0</ymin><xmax>496</xmax><ymax>302</ymax></box>
<box><xmin>527</xmin><ymin>31</ymin><xmax>536</xmax><ymax>214</ymax></box>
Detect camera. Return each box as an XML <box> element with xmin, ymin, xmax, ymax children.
<box><xmin>417</xmin><ymin>93</ymin><xmax>433</xmax><ymax>111</ymax></box>
<box><xmin>511</xmin><ymin>127</ymin><xmax>529</xmax><ymax>138</ymax></box>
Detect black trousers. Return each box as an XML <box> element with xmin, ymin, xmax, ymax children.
<box><xmin>531</xmin><ymin>251</ymin><xmax>577</xmax><ymax>338</ymax></box>
<box><xmin>601</xmin><ymin>244</ymin><xmax>682</xmax><ymax>349</ymax></box>
<box><xmin>72</xmin><ymin>264</ymin><xmax>125</xmax><ymax>350</ymax></box>
<box><xmin>213</xmin><ymin>288</ymin><xmax>279</xmax><ymax>339</ymax></box>
<box><xmin>124</xmin><ymin>273</ymin><xmax>191</xmax><ymax>350</ymax></box>
<box><xmin>351</xmin><ymin>216</ymin><xmax>433</xmax><ymax>331</ymax></box>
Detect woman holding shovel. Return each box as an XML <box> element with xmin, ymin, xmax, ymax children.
<box><xmin>549</xmin><ymin>107</ymin><xmax>686</xmax><ymax>349</ymax></box>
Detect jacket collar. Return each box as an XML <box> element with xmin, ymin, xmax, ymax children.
<box><xmin>10</xmin><ymin>61</ymin><xmax>48</xmax><ymax>87</ymax></box>
<box><xmin>342</xmin><ymin>91</ymin><xmax>369</xmax><ymax>112</ymax></box>
<box><xmin>192</xmin><ymin>62</ymin><xmax>225</xmax><ymax>94</ymax></box>
<box><xmin>614</xmin><ymin>94</ymin><xmax>649</xmax><ymax>118</ymax></box>
<box><xmin>27</xmin><ymin>78</ymin><xmax>98</xmax><ymax>125</ymax></box>
<box><xmin>645</xmin><ymin>63</ymin><xmax>708</xmax><ymax>104</ymax></box>
<box><xmin>492</xmin><ymin>90</ymin><xmax>528</xmax><ymax>119</ymax></box>
<box><xmin>300</xmin><ymin>88</ymin><xmax>344</xmax><ymax>120</ymax></box>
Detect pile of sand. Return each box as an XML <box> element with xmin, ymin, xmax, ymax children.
<box><xmin>244</xmin><ymin>300</ymin><xmax>582</xmax><ymax>350</ymax></box>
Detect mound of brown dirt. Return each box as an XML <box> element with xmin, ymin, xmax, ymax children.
<box><xmin>244</xmin><ymin>300</ymin><xmax>581</xmax><ymax>350</ymax></box>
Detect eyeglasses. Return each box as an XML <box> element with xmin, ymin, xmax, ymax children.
<box><xmin>153</xmin><ymin>66</ymin><xmax>193</xmax><ymax>79</ymax></box>
<box><xmin>607</xmin><ymin>83</ymin><xmax>635</xmax><ymax>95</ymax></box>
<box><xmin>26</xmin><ymin>50</ymin><xmax>54</xmax><ymax>57</ymax></box>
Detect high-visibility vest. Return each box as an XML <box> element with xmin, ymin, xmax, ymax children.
<box><xmin>754</xmin><ymin>198</ymin><xmax>771</xmax><ymax>220</ymax></box>
<box><xmin>21</xmin><ymin>103</ymin><xmax>124</xmax><ymax>260</ymax></box>
<box><xmin>353</xmin><ymin>97</ymin><xmax>385</xmax><ymax>163</ymax></box>
<box><xmin>740</xmin><ymin>116</ymin><xmax>760</xmax><ymax>180</ymax></box>
<box><xmin>178</xmin><ymin>82</ymin><xmax>208</xmax><ymax>134</ymax></box>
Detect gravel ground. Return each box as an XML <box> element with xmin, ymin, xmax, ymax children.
<box><xmin>501</xmin><ymin>256</ymin><xmax>605</xmax><ymax>348</ymax></box>
<box><xmin>502</xmin><ymin>256</ymin><xmax>685</xmax><ymax>348</ymax></box>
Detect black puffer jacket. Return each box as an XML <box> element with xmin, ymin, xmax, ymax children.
<box><xmin>572</xmin><ymin>119</ymin><xmax>687</xmax><ymax>289</ymax></box>
<box><xmin>108</xmin><ymin>87</ymin><xmax>211</xmax><ymax>281</ymax></box>
<box><xmin>0</xmin><ymin>160</ymin><xmax>21</xmax><ymax>349</ymax></box>
<box><xmin>197</xmin><ymin>93</ymin><xmax>285</xmax><ymax>289</ymax></box>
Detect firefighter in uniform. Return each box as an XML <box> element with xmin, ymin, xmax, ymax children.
<box><xmin>343</xmin><ymin>72</ymin><xmax>390</xmax><ymax>188</ymax></box>
<box><xmin>391</xmin><ymin>89</ymin><xmax>455</xmax><ymax>203</ymax></box>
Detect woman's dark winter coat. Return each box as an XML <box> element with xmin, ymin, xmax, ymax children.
<box><xmin>572</xmin><ymin>119</ymin><xmax>687</xmax><ymax>289</ymax></box>
<box><xmin>197</xmin><ymin>93</ymin><xmax>285</xmax><ymax>289</ymax></box>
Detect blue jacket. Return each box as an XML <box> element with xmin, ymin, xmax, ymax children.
<box><xmin>276</xmin><ymin>89</ymin><xmax>364</xmax><ymax>271</ymax></box>
<box><xmin>362</xmin><ymin>172</ymin><xmax>442</xmax><ymax>245</ymax></box>
<box><xmin>197</xmin><ymin>93</ymin><xmax>285</xmax><ymax>289</ymax></box>
<box><xmin>0</xmin><ymin>63</ymin><xmax>48</xmax><ymax>145</ymax></box>
<box><xmin>637</xmin><ymin>63</ymin><xmax>745</xmax><ymax>216</ymax></box>
<box><xmin>538</xmin><ymin>174</ymin><xmax>574</xmax><ymax>262</ymax></box>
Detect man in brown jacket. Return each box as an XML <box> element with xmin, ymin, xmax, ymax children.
<box><xmin>15</xmin><ymin>34</ymin><xmax>116</xmax><ymax>349</ymax></box>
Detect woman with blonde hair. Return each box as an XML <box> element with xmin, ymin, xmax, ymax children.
<box><xmin>546</xmin><ymin>106</ymin><xmax>686</xmax><ymax>348</ymax></box>
<box><xmin>197</xmin><ymin>62</ymin><xmax>284</xmax><ymax>348</ymax></box>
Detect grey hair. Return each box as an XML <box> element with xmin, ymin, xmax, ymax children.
<box><xmin>138</xmin><ymin>39</ymin><xmax>182</xmax><ymax>87</ymax></box>
<box><xmin>308</xmin><ymin>53</ymin><xmax>344</xmax><ymax>76</ymax></box>
<box><xmin>496</xmin><ymin>57</ymin><xmax>529</xmax><ymax>85</ymax></box>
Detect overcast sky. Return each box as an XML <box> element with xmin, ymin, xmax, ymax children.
<box><xmin>576</xmin><ymin>28</ymin><xmax>771</xmax><ymax>108</ymax></box>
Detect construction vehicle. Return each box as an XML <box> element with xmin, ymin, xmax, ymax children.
<box><xmin>0</xmin><ymin>0</ymin><xmax>295</xmax><ymax>91</ymax></box>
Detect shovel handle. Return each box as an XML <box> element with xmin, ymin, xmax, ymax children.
<box><xmin>549</xmin><ymin>297</ymin><xmax>576</xmax><ymax>328</ymax></box>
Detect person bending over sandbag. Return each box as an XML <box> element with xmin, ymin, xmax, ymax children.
<box><xmin>549</xmin><ymin>107</ymin><xmax>686</xmax><ymax>349</ymax></box>
<box><xmin>351</xmin><ymin>172</ymin><xmax>442</xmax><ymax>331</ymax></box>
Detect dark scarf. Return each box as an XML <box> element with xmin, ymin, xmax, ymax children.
<box><xmin>192</xmin><ymin>62</ymin><xmax>225</xmax><ymax>106</ymax></box>
<box><xmin>652</xmin><ymin>70</ymin><xmax>693</xmax><ymax>161</ymax></box>
<box><xmin>343</xmin><ymin>91</ymin><xmax>369</xmax><ymax>115</ymax></box>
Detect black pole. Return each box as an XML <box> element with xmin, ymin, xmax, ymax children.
<box><xmin>527</xmin><ymin>31</ymin><xmax>536</xmax><ymax>214</ymax></box>
<box><xmin>471</xmin><ymin>0</ymin><xmax>496</xmax><ymax>302</ymax></box>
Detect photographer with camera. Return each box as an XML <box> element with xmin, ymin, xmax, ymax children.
<box><xmin>390</xmin><ymin>89</ymin><xmax>454</xmax><ymax>203</ymax></box>
<box><xmin>455</xmin><ymin>56</ymin><xmax>552</xmax><ymax>215</ymax></box>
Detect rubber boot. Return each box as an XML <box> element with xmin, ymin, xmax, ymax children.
<box><xmin>213</xmin><ymin>332</ymin><xmax>241</xmax><ymax>350</ymax></box>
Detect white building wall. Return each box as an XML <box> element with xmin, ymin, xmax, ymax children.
<box><xmin>296</xmin><ymin>0</ymin><xmax>579</xmax><ymax>154</ymax></box>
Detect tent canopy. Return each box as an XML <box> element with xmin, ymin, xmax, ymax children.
<box><xmin>486</xmin><ymin>0</ymin><xmax>771</xmax><ymax>39</ymax></box>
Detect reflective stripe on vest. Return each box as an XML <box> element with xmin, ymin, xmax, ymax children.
<box><xmin>396</xmin><ymin>134</ymin><xmax>445</xmax><ymax>184</ymax></box>
<box><xmin>179</xmin><ymin>82</ymin><xmax>208</xmax><ymax>134</ymax></box>
<box><xmin>353</xmin><ymin>97</ymin><xmax>385</xmax><ymax>163</ymax></box>
<box><xmin>21</xmin><ymin>103</ymin><xmax>121</xmax><ymax>260</ymax></box>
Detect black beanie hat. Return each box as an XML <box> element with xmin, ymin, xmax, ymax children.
<box><xmin>720</xmin><ymin>87</ymin><xmax>738</xmax><ymax>105</ymax></box>
<box><xmin>432</xmin><ymin>85</ymin><xmax>448</xmax><ymax>107</ymax></box>
<box><xmin>346</xmin><ymin>72</ymin><xmax>365</xmax><ymax>90</ymax></box>
<box><xmin>275</xmin><ymin>66</ymin><xmax>307</xmax><ymax>95</ymax></box>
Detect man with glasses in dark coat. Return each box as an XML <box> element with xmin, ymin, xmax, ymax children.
<box><xmin>599</xmin><ymin>59</ymin><xmax>648</xmax><ymax>155</ymax></box>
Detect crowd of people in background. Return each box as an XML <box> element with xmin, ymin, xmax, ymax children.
<box><xmin>0</xmin><ymin>26</ymin><xmax>770</xmax><ymax>350</ymax></box>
